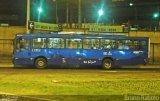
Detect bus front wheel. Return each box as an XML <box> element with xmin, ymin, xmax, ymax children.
<box><xmin>34</xmin><ymin>58</ymin><xmax>47</xmax><ymax>69</ymax></box>
<box><xmin>102</xmin><ymin>59</ymin><xmax>113</xmax><ymax>70</ymax></box>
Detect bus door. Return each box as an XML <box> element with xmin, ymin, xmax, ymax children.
<box><xmin>14</xmin><ymin>37</ymin><xmax>31</xmax><ymax>64</ymax></box>
<box><xmin>64</xmin><ymin>38</ymin><xmax>83</xmax><ymax>65</ymax></box>
<box><xmin>81</xmin><ymin>39</ymin><xmax>102</xmax><ymax>65</ymax></box>
<box><xmin>47</xmin><ymin>38</ymin><xmax>65</xmax><ymax>65</ymax></box>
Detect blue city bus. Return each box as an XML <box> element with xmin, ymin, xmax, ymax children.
<box><xmin>13</xmin><ymin>33</ymin><xmax>150</xmax><ymax>69</ymax></box>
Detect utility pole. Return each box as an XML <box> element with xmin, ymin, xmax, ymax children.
<box><xmin>158</xmin><ymin>5</ymin><xmax>160</xmax><ymax>30</ymax></box>
<box><xmin>66</xmin><ymin>0</ymin><xmax>69</xmax><ymax>28</ymax></box>
<box><xmin>134</xmin><ymin>6</ymin><xmax>137</xmax><ymax>23</ymax></box>
<box><xmin>56</xmin><ymin>0</ymin><xmax>58</xmax><ymax>23</ymax></box>
<box><xmin>26</xmin><ymin>0</ymin><xmax>30</xmax><ymax>33</ymax></box>
<box><xmin>53</xmin><ymin>0</ymin><xmax>58</xmax><ymax>23</ymax></box>
<box><xmin>78</xmin><ymin>0</ymin><xmax>81</xmax><ymax>29</ymax></box>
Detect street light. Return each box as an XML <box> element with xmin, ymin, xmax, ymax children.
<box><xmin>37</xmin><ymin>7</ymin><xmax>43</xmax><ymax>22</ymax></box>
<box><xmin>153</xmin><ymin>13</ymin><xmax>159</xmax><ymax>32</ymax></box>
<box><xmin>129</xmin><ymin>3</ymin><xmax>137</xmax><ymax>24</ymax></box>
<box><xmin>153</xmin><ymin>13</ymin><xmax>159</xmax><ymax>18</ymax></box>
<box><xmin>38</xmin><ymin>7</ymin><xmax>43</xmax><ymax>13</ymax></box>
<box><xmin>129</xmin><ymin>3</ymin><xmax>133</xmax><ymax>7</ymax></box>
<box><xmin>53</xmin><ymin>0</ymin><xmax>58</xmax><ymax>23</ymax></box>
<box><xmin>78</xmin><ymin>0</ymin><xmax>82</xmax><ymax>29</ymax></box>
<box><xmin>37</xmin><ymin>0</ymin><xmax>45</xmax><ymax>22</ymax></box>
<box><xmin>98</xmin><ymin>9</ymin><xmax>104</xmax><ymax>16</ymax></box>
<box><xmin>97</xmin><ymin>9</ymin><xmax>104</xmax><ymax>24</ymax></box>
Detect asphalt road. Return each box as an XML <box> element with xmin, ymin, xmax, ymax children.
<box><xmin>0</xmin><ymin>66</ymin><xmax>160</xmax><ymax>75</ymax></box>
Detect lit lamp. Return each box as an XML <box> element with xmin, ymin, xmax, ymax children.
<box><xmin>38</xmin><ymin>7</ymin><xmax>43</xmax><ymax>13</ymax></box>
<box><xmin>98</xmin><ymin>9</ymin><xmax>104</xmax><ymax>17</ymax></box>
<box><xmin>97</xmin><ymin>9</ymin><xmax>104</xmax><ymax>24</ymax></box>
<box><xmin>153</xmin><ymin>13</ymin><xmax>159</xmax><ymax>32</ymax></box>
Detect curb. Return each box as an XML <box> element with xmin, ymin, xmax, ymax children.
<box><xmin>0</xmin><ymin>63</ymin><xmax>14</xmax><ymax>68</ymax></box>
<box><xmin>0</xmin><ymin>63</ymin><xmax>159</xmax><ymax>69</ymax></box>
<box><xmin>0</xmin><ymin>92</ymin><xmax>53</xmax><ymax>101</ymax></box>
<box><xmin>122</xmin><ymin>65</ymin><xmax>160</xmax><ymax>69</ymax></box>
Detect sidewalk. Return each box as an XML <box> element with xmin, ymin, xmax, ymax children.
<box><xmin>123</xmin><ymin>65</ymin><xmax>160</xmax><ymax>69</ymax></box>
<box><xmin>0</xmin><ymin>63</ymin><xmax>14</xmax><ymax>68</ymax></box>
<box><xmin>0</xmin><ymin>57</ymin><xmax>13</xmax><ymax>68</ymax></box>
<box><xmin>139</xmin><ymin>64</ymin><xmax>160</xmax><ymax>68</ymax></box>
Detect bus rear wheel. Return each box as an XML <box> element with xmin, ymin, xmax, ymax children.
<box><xmin>102</xmin><ymin>59</ymin><xmax>113</xmax><ymax>70</ymax></box>
<box><xmin>34</xmin><ymin>58</ymin><xmax>47</xmax><ymax>69</ymax></box>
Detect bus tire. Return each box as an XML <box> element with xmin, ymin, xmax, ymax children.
<box><xmin>102</xmin><ymin>59</ymin><xmax>113</xmax><ymax>70</ymax></box>
<box><xmin>34</xmin><ymin>58</ymin><xmax>47</xmax><ymax>69</ymax></box>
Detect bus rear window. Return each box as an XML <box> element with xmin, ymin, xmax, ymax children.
<box><xmin>140</xmin><ymin>41</ymin><xmax>147</xmax><ymax>50</ymax></box>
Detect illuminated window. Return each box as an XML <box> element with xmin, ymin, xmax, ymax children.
<box><xmin>140</xmin><ymin>41</ymin><xmax>147</xmax><ymax>50</ymax></box>
<box><xmin>101</xmin><ymin>39</ymin><xmax>116</xmax><ymax>49</ymax></box>
<box><xmin>16</xmin><ymin>38</ymin><xmax>30</xmax><ymax>52</ymax></box>
<box><xmin>48</xmin><ymin>38</ymin><xmax>64</xmax><ymax>48</ymax></box>
<box><xmin>83</xmin><ymin>39</ymin><xmax>99</xmax><ymax>49</ymax></box>
<box><xmin>66</xmin><ymin>39</ymin><xmax>82</xmax><ymax>49</ymax></box>
<box><xmin>33</xmin><ymin>38</ymin><xmax>46</xmax><ymax>49</ymax></box>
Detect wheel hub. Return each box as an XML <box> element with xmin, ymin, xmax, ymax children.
<box><xmin>104</xmin><ymin>62</ymin><xmax>111</xmax><ymax>68</ymax></box>
<box><xmin>38</xmin><ymin>61</ymin><xmax>44</xmax><ymax>66</ymax></box>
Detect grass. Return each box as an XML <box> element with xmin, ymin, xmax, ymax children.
<box><xmin>0</xmin><ymin>69</ymin><xmax>160</xmax><ymax>100</ymax></box>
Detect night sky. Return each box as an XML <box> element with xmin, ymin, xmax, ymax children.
<box><xmin>0</xmin><ymin>0</ymin><xmax>160</xmax><ymax>28</ymax></box>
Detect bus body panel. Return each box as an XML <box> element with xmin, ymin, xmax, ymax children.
<box><xmin>14</xmin><ymin>48</ymin><xmax>148</xmax><ymax>66</ymax></box>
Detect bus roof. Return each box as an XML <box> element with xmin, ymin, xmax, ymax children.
<box><xmin>16</xmin><ymin>33</ymin><xmax>149</xmax><ymax>40</ymax></box>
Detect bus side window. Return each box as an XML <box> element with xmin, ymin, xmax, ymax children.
<box><xmin>91</xmin><ymin>44</ymin><xmax>97</xmax><ymax>49</ymax></box>
<box><xmin>33</xmin><ymin>38</ymin><xmax>46</xmax><ymax>49</ymax></box>
<box><xmin>83</xmin><ymin>39</ymin><xmax>91</xmax><ymax>49</ymax></box>
<box><xmin>101</xmin><ymin>39</ymin><xmax>115</xmax><ymax>50</ymax></box>
<box><xmin>48</xmin><ymin>38</ymin><xmax>64</xmax><ymax>48</ymax></box>
<box><xmin>66</xmin><ymin>39</ymin><xmax>82</xmax><ymax>49</ymax></box>
<box><xmin>132</xmin><ymin>40</ymin><xmax>139</xmax><ymax>50</ymax></box>
<box><xmin>117</xmin><ymin>40</ymin><xmax>129</xmax><ymax>50</ymax></box>
<box><xmin>83</xmin><ymin>39</ymin><xmax>99</xmax><ymax>49</ymax></box>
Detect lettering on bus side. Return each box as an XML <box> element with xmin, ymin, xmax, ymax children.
<box><xmin>83</xmin><ymin>60</ymin><xmax>97</xmax><ymax>64</ymax></box>
<box><xmin>103</xmin><ymin>51</ymin><xmax>112</xmax><ymax>55</ymax></box>
<box><xmin>32</xmin><ymin>49</ymin><xmax>41</xmax><ymax>52</ymax></box>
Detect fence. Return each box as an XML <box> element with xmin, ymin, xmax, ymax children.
<box><xmin>150</xmin><ymin>43</ymin><xmax>160</xmax><ymax>64</ymax></box>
